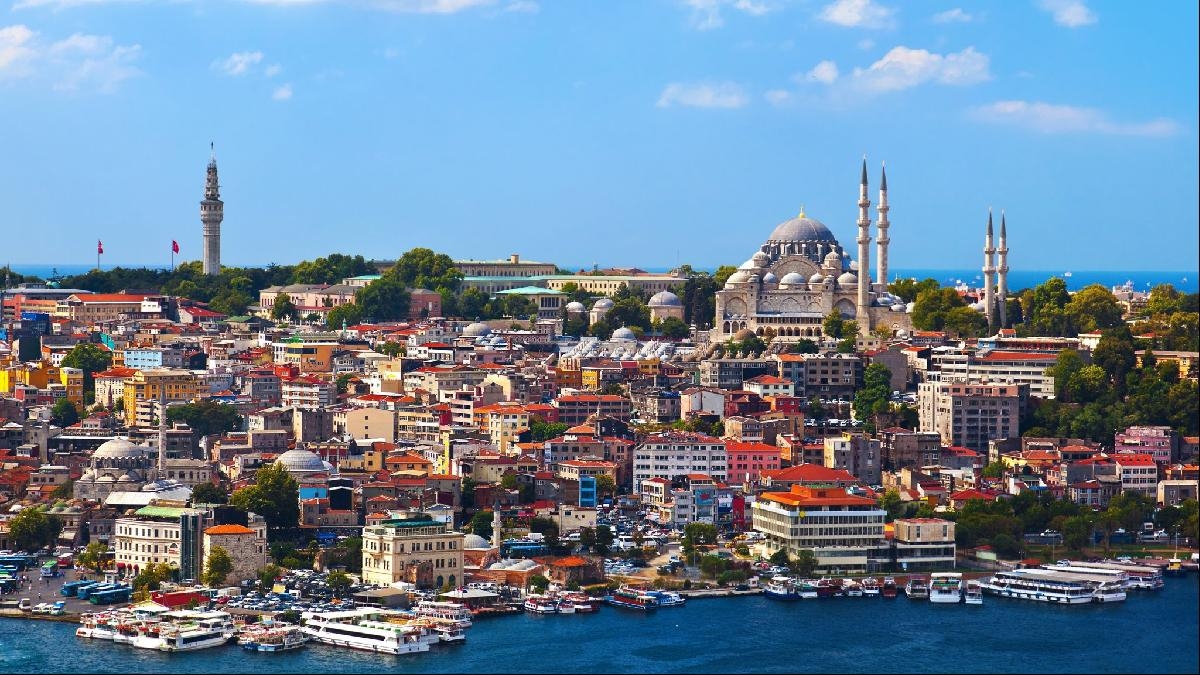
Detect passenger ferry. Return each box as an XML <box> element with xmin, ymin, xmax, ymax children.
<box><xmin>523</xmin><ymin>594</ymin><xmax>559</xmax><ymax>614</ymax></box>
<box><xmin>979</xmin><ymin>569</ymin><xmax>1096</xmax><ymax>604</ymax></box>
<box><xmin>904</xmin><ymin>576</ymin><xmax>929</xmax><ymax>599</ymax></box>
<box><xmin>606</xmin><ymin>586</ymin><xmax>658</xmax><ymax>611</ymax></box>
<box><xmin>645</xmin><ymin>590</ymin><xmax>686</xmax><ymax>607</ymax></box>
<box><xmin>413</xmin><ymin>600</ymin><xmax>473</xmax><ymax>627</ymax></box>
<box><xmin>301</xmin><ymin>609</ymin><xmax>431</xmax><ymax>655</ymax></box>
<box><xmin>238</xmin><ymin>623</ymin><xmax>308</xmax><ymax>652</ymax></box>
<box><xmin>1056</xmin><ymin>560</ymin><xmax>1163</xmax><ymax>590</ymax></box>
<box><xmin>928</xmin><ymin>573</ymin><xmax>963</xmax><ymax>604</ymax></box>
<box><xmin>763</xmin><ymin>576</ymin><xmax>801</xmax><ymax>600</ymax></box>
<box><xmin>964</xmin><ymin>580</ymin><xmax>983</xmax><ymax>605</ymax></box>
<box><xmin>158</xmin><ymin>612</ymin><xmax>236</xmax><ymax>652</ymax></box>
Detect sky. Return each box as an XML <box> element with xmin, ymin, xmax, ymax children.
<box><xmin>1</xmin><ymin>0</ymin><xmax>1197</xmax><ymax>273</ymax></box>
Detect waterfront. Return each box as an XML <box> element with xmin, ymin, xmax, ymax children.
<box><xmin>2</xmin><ymin>575</ymin><xmax>1196</xmax><ymax>674</ymax></box>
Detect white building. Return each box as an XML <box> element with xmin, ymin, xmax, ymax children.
<box><xmin>632</xmin><ymin>431</ymin><xmax>726</xmax><ymax>491</ymax></box>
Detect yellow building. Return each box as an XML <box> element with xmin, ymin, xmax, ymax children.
<box><xmin>56</xmin><ymin>366</ymin><xmax>85</xmax><ymax>405</ymax></box>
<box><xmin>122</xmin><ymin>368</ymin><xmax>198</xmax><ymax>426</ymax></box>
<box><xmin>280</xmin><ymin>341</ymin><xmax>337</xmax><ymax>373</ymax></box>
<box><xmin>361</xmin><ymin>511</ymin><xmax>466</xmax><ymax>589</ymax></box>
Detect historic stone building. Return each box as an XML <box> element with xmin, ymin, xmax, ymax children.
<box><xmin>201</xmin><ymin>144</ymin><xmax>224</xmax><ymax>276</ymax></box>
<box><xmin>714</xmin><ymin>160</ymin><xmax>914</xmax><ymax>342</ymax></box>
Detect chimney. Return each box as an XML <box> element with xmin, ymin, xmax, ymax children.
<box><xmin>510</xmin><ymin>254</ymin><xmax>520</xmax><ymax>264</ymax></box>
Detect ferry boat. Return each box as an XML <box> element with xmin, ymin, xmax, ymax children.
<box><xmin>523</xmin><ymin>595</ymin><xmax>559</xmax><ymax>614</ymax></box>
<box><xmin>559</xmin><ymin>591</ymin><xmax>599</xmax><ymax>612</ymax></box>
<box><xmin>76</xmin><ymin>612</ymin><xmax>120</xmax><ymax>640</ymax></box>
<box><xmin>301</xmin><ymin>609</ymin><xmax>431</xmax><ymax>655</ymax></box>
<box><xmin>881</xmin><ymin>577</ymin><xmax>898</xmax><ymax>599</ymax></box>
<box><xmin>964</xmin><ymin>580</ymin><xmax>983</xmax><ymax>605</ymax></box>
<box><xmin>904</xmin><ymin>576</ymin><xmax>929</xmax><ymax>599</ymax></box>
<box><xmin>929</xmin><ymin>572</ymin><xmax>963</xmax><ymax>604</ymax></box>
<box><xmin>413</xmin><ymin>600</ymin><xmax>472</xmax><ymax>628</ymax></box>
<box><xmin>645</xmin><ymin>590</ymin><xmax>686</xmax><ymax>607</ymax></box>
<box><xmin>763</xmin><ymin>576</ymin><xmax>801</xmax><ymax>600</ymax></box>
<box><xmin>979</xmin><ymin>569</ymin><xmax>1095</xmax><ymax>604</ymax></box>
<box><xmin>606</xmin><ymin>586</ymin><xmax>658</xmax><ymax>611</ymax></box>
<box><xmin>861</xmin><ymin>578</ymin><xmax>881</xmax><ymax>597</ymax></box>
<box><xmin>843</xmin><ymin>579</ymin><xmax>863</xmax><ymax>597</ymax></box>
<box><xmin>1058</xmin><ymin>560</ymin><xmax>1163</xmax><ymax>590</ymax></box>
<box><xmin>158</xmin><ymin>612</ymin><xmax>236</xmax><ymax>652</ymax></box>
<box><xmin>239</xmin><ymin>624</ymin><xmax>308</xmax><ymax>652</ymax></box>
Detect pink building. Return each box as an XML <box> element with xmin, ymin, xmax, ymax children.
<box><xmin>1114</xmin><ymin>426</ymin><xmax>1180</xmax><ymax>465</ymax></box>
<box><xmin>723</xmin><ymin>441</ymin><xmax>782</xmax><ymax>487</ymax></box>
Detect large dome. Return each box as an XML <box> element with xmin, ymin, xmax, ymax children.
<box><xmin>275</xmin><ymin>448</ymin><xmax>326</xmax><ymax>473</ymax></box>
<box><xmin>648</xmin><ymin>291</ymin><xmax>682</xmax><ymax>307</ymax></box>
<box><xmin>767</xmin><ymin>216</ymin><xmax>838</xmax><ymax>243</ymax></box>
<box><xmin>93</xmin><ymin>438</ymin><xmax>144</xmax><ymax>459</ymax></box>
<box><xmin>611</xmin><ymin>326</ymin><xmax>637</xmax><ymax>341</ymax></box>
<box><xmin>463</xmin><ymin>533</ymin><xmax>490</xmax><ymax>549</ymax></box>
<box><xmin>462</xmin><ymin>322</ymin><xmax>492</xmax><ymax>337</ymax></box>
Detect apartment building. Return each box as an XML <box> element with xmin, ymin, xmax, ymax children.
<box><xmin>632</xmin><ymin>431</ymin><xmax>727</xmax><ymax>491</ymax></box>
<box><xmin>918</xmin><ymin>381</ymin><xmax>1027</xmax><ymax>453</ymax></box>
<box><xmin>751</xmin><ymin>485</ymin><xmax>886</xmax><ymax>573</ymax></box>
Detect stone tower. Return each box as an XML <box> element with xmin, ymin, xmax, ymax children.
<box><xmin>875</xmin><ymin>162</ymin><xmax>890</xmax><ymax>289</ymax></box>
<box><xmin>856</xmin><ymin>157</ymin><xmax>872</xmax><ymax>333</ymax></box>
<box><xmin>201</xmin><ymin>144</ymin><xmax>224</xmax><ymax>276</ymax></box>
<box><xmin>997</xmin><ymin>211</ymin><xmax>1009</xmax><ymax>328</ymax></box>
<box><xmin>983</xmin><ymin>209</ymin><xmax>996</xmax><ymax>329</ymax></box>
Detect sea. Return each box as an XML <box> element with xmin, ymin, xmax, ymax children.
<box><xmin>5</xmin><ymin>265</ymin><xmax>1198</xmax><ymax>294</ymax></box>
<box><xmin>2</xmin><ymin>575</ymin><xmax>1196</xmax><ymax>674</ymax></box>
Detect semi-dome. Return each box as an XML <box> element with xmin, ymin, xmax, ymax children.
<box><xmin>779</xmin><ymin>272</ymin><xmax>805</xmax><ymax>286</ymax></box>
<box><xmin>462</xmin><ymin>322</ymin><xmax>492</xmax><ymax>337</ymax></box>
<box><xmin>611</xmin><ymin>326</ymin><xmax>637</xmax><ymax>341</ymax></box>
<box><xmin>725</xmin><ymin>271</ymin><xmax>750</xmax><ymax>286</ymax></box>
<box><xmin>837</xmin><ymin>272</ymin><xmax>858</xmax><ymax>286</ymax></box>
<box><xmin>751</xmin><ymin>251</ymin><xmax>771</xmax><ymax>266</ymax></box>
<box><xmin>275</xmin><ymin>447</ymin><xmax>326</xmax><ymax>473</ymax></box>
<box><xmin>463</xmin><ymin>533</ymin><xmax>490</xmax><ymax>549</ymax></box>
<box><xmin>593</xmin><ymin>298</ymin><xmax>614</xmax><ymax>310</ymax></box>
<box><xmin>761</xmin><ymin>272</ymin><xmax>778</xmax><ymax>284</ymax></box>
<box><xmin>565</xmin><ymin>301</ymin><xmax>586</xmax><ymax>313</ymax></box>
<box><xmin>648</xmin><ymin>291</ymin><xmax>682</xmax><ymax>307</ymax></box>
<box><xmin>767</xmin><ymin>216</ymin><xmax>838</xmax><ymax>244</ymax></box>
<box><xmin>823</xmin><ymin>250</ymin><xmax>842</xmax><ymax>267</ymax></box>
<box><xmin>93</xmin><ymin>438</ymin><xmax>144</xmax><ymax>459</ymax></box>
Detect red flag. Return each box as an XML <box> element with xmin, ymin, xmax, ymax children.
<box><xmin>172</xmin><ymin>240</ymin><xmax>179</xmax><ymax>254</ymax></box>
<box><xmin>97</xmin><ymin>240</ymin><xmax>104</xmax><ymax>255</ymax></box>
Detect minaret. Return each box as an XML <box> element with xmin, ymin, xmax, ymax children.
<box><xmin>983</xmin><ymin>209</ymin><xmax>996</xmax><ymax>329</ymax></box>
<box><xmin>156</xmin><ymin>390</ymin><xmax>167</xmax><ymax>475</ymax></box>
<box><xmin>201</xmin><ymin>143</ymin><xmax>224</xmax><ymax>276</ymax></box>
<box><xmin>855</xmin><ymin>157</ymin><xmax>872</xmax><ymax>333</ymax></box>
<box><xmin>875</xmin><ymin>162</ymin><xmax>890</xmax><ymax>289</ymax></box>
<box><xmin>997</xmin><ymin>211</ymin><xmax>1009</xmax><ymax>328</ymax></box>
<box><xmin>491</xmin><ymin>503</ymin><xmax>502</xmax><ymax>549</ymax></box>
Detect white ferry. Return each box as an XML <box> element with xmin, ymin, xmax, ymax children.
<box><xmin>301</xmin><ymin>609</ymin><xmax>431</xmax><ymax>655</ymax></box>
<box><xmin>929</xmin><ymin>572</ymin><xmax>963</xmax><ymax>604</ymax></box>
<box><xmin>413</xmin><ymin>600</ymin><xmax>472</xmax><ymax>627</ymax></box>
<box><xmin>158</xmin><ymin>612</ymin><xmax>236</xmax><ymax>652</ymax></box>
<box><xmin>979</xmin><ymin>569</ymin><xmax>1095</xmax><ymax>604</ymax></box>
<box><xmin>1057</xmin><ymin>560</ymin><xmax>1163</xmax><ymax>590</ymax></box>
<box><xmin>964</xmin><ymin>580</ymin><xmax>983</xmax><ymax>605</ymax></box>
<box><xmin>238</xmin><ymin>623</ymin><xmax>309</xmax><ymax>652</ymax></box>
<box><xmin>904</xmin><ymin>576</ymin><xmax>929</xmax><ymax>599</ymax></box>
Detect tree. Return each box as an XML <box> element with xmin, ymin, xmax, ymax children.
<box><xmin>888</xmin><ymin>277</ymin><xmax>940</xmax><ymax>303</ymax></box>
<box><xmin>658</xmin><ymin>316</ymin><xmax>690</xmax><ymax>339</ymax></box>
<box><xmin>51</xmin><ymin>480</ymin><xmax>74</xmax><ymax>499</ymax></box>
<box><xmin>789</xmin><ymin>338</ymin><xmax>819</xmax><ymax>354</ymax></box>
<box><xmin>376</xmin><ymin>341</ymin><xmax>406</xmax><ymax>358</ymax></box>
<box><xmin>989</xmin><ymin>533</ymin><xmax>1021</xmax><ymax>559</ymax></box>
<box><xmin>325</xmin><ymin>302</ymin><xmax>364</xmax><ymax>329</ymax></box>
<box><xmin>594</xmin><ymin>524</ymin><xmax>615</xmax><ymax>554</ymax></box>
<box><xmin>981</xmin><ymin>462</ymin><xmax>1007</xmax><ymax>479</ymax></box>
<box><xmin>911</xmin><ymin>287</ymin><xmax>969</xmax><ymax>332</ymax></box>
<box><xmin>167</xmin><ymin>400</ymin><xmax>242</xmax><ymax>438</ymax></box>
<box><xmin>51</xmin><ymin>398</ymin><xmax>80</xmax><ymax>427</ymax></box>
<box><xmin>9</xmin><ymin>507</ymin><xmax>62</xmax><ymax>552</ymax></box>
<box><xmin>608</xmin><ymin>297</ymin><xmax>651</xmax><ymax>331</ymax></box>
<box><xmin>578</xmin><ymin>527</ymin><xmax>597</xmax><ymax>552</ymax></box>
<box><xmin>326</xmin><ymin>570</ymin><xmax>352</xmax><ymax>596</ymax></box>
<box><xmin>229</xmin><ymin>463</ymin><xmax>300</xmax><ymax>536</ymax></box>
<box><xmin>271</xmin><ymin>292</ymin><xmax>299</xmax><ymax>321</ymax></box>
<box><xmin>528</xmin><ymin>574</ymin><xmax>550</xmax><ymax>593</ymax></box>
<box><xmin>878</xmin><ymin>488</ymin><xmax>905</xmax><ymax>522</ymax></box>
<box><xmin>768</xmin><ymin>549</ymin><xmax>791</xmax><ymax>567</ymax></box>
<box><xmin>595</xmin><ymin>474</ymin><xmax>616</xmax><ymax>499</ymax></box>
<box><xmin>290</xmin><ymin>254</ymin><xmax>373</xmax><ymax>285</ymax></box>
<box><xmin>202</xmin><ymin>545</ymin><xmax>234</xmax><ymax>587</ymax></box>
<box><xmin>699</xmin><ymin>554</ymin><xmax>729</xmax><ymax>579</ymax></box>
<box><xmin>529</xmin><ymin>418</ymin><xmax>569</xmax><ymax>442</ymax></box>
<box><xmin>1146</xmin><ymin>284</ymin><xmax>1183</xmax><ymax>316</ymax></box>
<box><xmin>682</xmin><ymin>522</ymin><xmax>717</xmax><ymax>548</ymax></box>
<box><xmin>469</xmin><ymin>510</ymin><xmax>494</xmax><ymax>541</ymax></box>
<box><xmin>191</xmin><ymin>481</ymin><xmax>229</xmax><ymax>505</ymax></box>
<box><xmin>793</xmin><ymin>549</ymin><xmax>818</xmax><ymax>577</ymax></box>
<box><xmin>1064</xmin><ymin>285</ymin><xmax>1123</xmax><ymax>334</ymax></box>
<box><xmin>257</xmin><ymin>563</ymin><xmax>284</xmax><ymax>590</ymax></box>
<box><xmin>61</xmin><ymin>342</ymin><xmax>113</xmax><ymax>396</ymax></box>
<box><xmin>1024</xmin><ymin>277</ymin><xmax>1071</xmax><ymax>336</ymax></box>
<box><xmin>390</xmin><ymin>247</ymin><xmax>463</xmax><ymax>293</ymax></box>
<box><xmin>132</xmin><ymin>562</ymin><xmax>175</xmax><ymax>592</ymax></box>
<box><xmin>853</xmin><ymin>363</ymin><xmax>892</xmax><ymax>431</ymax></box>
<box><xmin>822</xmin><ymin>311</ymin><xmax>846</xmax><ymax>339</ymax></box>
<box><xmin>208</xmin><ymin>289</ymin><xmax>252</xmax><ymax>317</ymax></box>
<box><xmin>356</xmin><ymin>275</ymin><xmax>411</xmax><ymax>322</ymax></box>
<box><xmin>77</xmin><ymin>542</ymin><xmax>109</xmax><ymax>574</ymax></box>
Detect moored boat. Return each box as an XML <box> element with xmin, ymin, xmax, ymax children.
<box><xmin>861</xmin><ymin>578</ymin><xmax>881</xmax><ymax>597</ymax></box>
<box><xmin>904</xmin><ymin>576</ymin><xmax>929</xmax><ymax>599</ymax></box>
<box><xmin>980</xmin><ymin>569</ymin><xmax>1096</xmax><ymax>604</ymax></box>
<box><xmin>929</xmin><ymin>573</ymin><xmax>963</xmax><ymax>604</ymax></box>
<box><xmin>300</xmin><ymin>609</ymin><xmax>431</xmax><ymax>655</ymax></box>
<box><xmin>964</xmin><ymin>580</ymin><xmax>983</xmax><ymax>605</ymax></box>
<box><xmin>881</xmin><ymin>577</ymin><xmax>898</xmax><ymax>598</ymax></box>
<box><xmin>239</xmin><ymin>624</ymin><xmax>308</xmax><ymax>652</ymax></box>
<box><xmin>607</xmin><ymin>586</ymin><xmax>658</xmax><ymax>611</ymax></box>
<box><xmin>523</xmin><ymin>594</ymin><xmax>559</xmax><ymax>614</ymax></box>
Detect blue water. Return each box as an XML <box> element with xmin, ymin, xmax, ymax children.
<box><xmin>7</xmin><ymin>264</ymin><xmax>1197</xmax><ymax>294</ymax></box>
<box><xmin>2</xmin><ymin>576</ymin><xmax>1196</xmax><ymax>674</ymax></box>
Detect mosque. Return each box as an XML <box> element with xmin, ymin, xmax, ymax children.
<box><xmin>713</xmin><ymin>160</ymin><xmax>917</xmax><ymax>342</ymax></box>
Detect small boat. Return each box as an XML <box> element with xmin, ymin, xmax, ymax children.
<box><xmin>645</xmin><ymin>590</ymin><xmax>686</xmax><ymax>607</ymax></box>
<box><xmin>843</xmin><ymin>579</ymin><xmax>863</xmax><ymax>597</ymax></box>
<box><xmin>905</xmin><ymin>576</ymin><xmax>929</xmax><ymax>600</ymax></box>
<box><xmin>964</xmin><ymin>581</ymin><xmax>983</xmax><ymax>605</ymax></box>
<box><xmin>523</xmin><ymin>595</ymin><xmax>559</xmax><ymax>614</ymax></box>
<box><xmin>560</xmin><ymin>592</ymin><xmax>599</xmax><ymax>612</ymax></box>
<box><xmin>929</xmin><ymin>573</ymin><xmax>963</xmax><ymax>604</ymax></box>
<box><xmin>240</xmin><ymin>625</ymin><xmax>308</xmax><ymax>652</ymax></box>
<box><xmin>763</xmin><ymin>576</ymin><xmax>802</xmax><ymax>600</ymax></box>
<box><xmin>861</xmin><ymin>578</ymin><xmax>881</xmax><ymax>597</ymax></box>
<box><xmin>881</xmin><ymin>577</ymin><xmax>898</xmax><ymax>599</ymax></box>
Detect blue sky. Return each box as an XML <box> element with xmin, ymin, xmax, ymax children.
<box><xmin>1</xmin><ymin>0</ymin><xmax>1196</xmax><ymax>272</ymax></box>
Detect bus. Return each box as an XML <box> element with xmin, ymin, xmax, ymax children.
<box><xmin>0</xmin><ymin>555</ymin><xmax>33</xmax><ymax>571</ymax></box>
<box><xmin>76</xmin><ymin>583</ymin><xmax>113</xmax><ymax>600</ymax></box>
<box><xmin>40</xmin><ymin>561</ymin><xmax>60</xmax><ymax>578</ymax></box>
<box><xmin>89</xmin><ymin>586</ymin><xmax>132</xmax><ymax>605</ymax></box>
<box><xmin>61</xmin><ymin>580</ymin><xmax>96</xmax><ymax>597</ymax></box>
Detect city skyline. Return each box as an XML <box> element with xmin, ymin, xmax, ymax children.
<box><xmin>1</xmin><ymin>0</ymin><xmax>1197</xmax><ymax>271</ymax></box>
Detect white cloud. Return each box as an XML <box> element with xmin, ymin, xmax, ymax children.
<box><xmin>272</xmin><ymin>82</ymin><xmax>293</xmax><ymax>100</ymax></box>
<box><xmin>856</xmin><ymin>38</ymin><xmax>875</xmax><ymax>50</ymax></box>
<box><xmin>764</xmin><ymin>89</ymin><xmax>791</xmax><ymax>106</ymax></box>
<box><xmin>818</xmin><ymin>0</ymin><xmax>895</xmax><ymax>29</ymax></box>
<box><xmin>369</xmin><ymin>0</ymin><xmax>496</xmax><ymax>12</ymax></box>
<box><xmin>656</xmin><ymin>81</ymin><xmax>748</xmax><ymax>109</ymax></box>
<box><xmin>804</xmin><ymin>59</ymin><xmax>839</xmax><ymax>84</ymax></box>
<box><xmin>682</xmin><ymin>0</ymin><xmax>772</xmax><ymax>31</ymax></box>
<box><xmin>851</xmin><ymin>45</ymin><xmax>989</xmax><ymax>92</ymax></box>
<box><xmin>932</xmin><ymin>8</ymin><xmax>972</xmax><ymax>23</ymax></box>
<box><xmin>215</xmin><ymin>51</ymin><xmax>263</xmax><ymax>76</ymax></box>
<box><xmin>972</xmin><ymin>100</ymin><xmax>1178</xmax><ymax>137</ymax></box>
<box><xmin>0</xmin><ymin>24</ymin><xmax>140</xmax><ymax>92</ymax></box>
<box><xmin>1037</xmin><ymin>0</ymin><xmax>1096</xmax><ymax>27</ymax></box>
<box><xmin>264</xmin><ymin>63</ymin><xmax>282</xmax><ymax>77</ymax></box>
<box><xmin>502</xmin><ymin>0</ymin><xmax>537</xmax><ymax>12</ymax></box>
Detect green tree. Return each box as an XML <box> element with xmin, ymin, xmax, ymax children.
<box><xmin>528</xmin><ymin>574</ymin><xmax>550</xmax><ymax>593</ymax></box>
<box><xmin>356</xmin><ymin>275</ymin><xmax>411</xmax><ymax>322</ymax></box>
<box><xmin>76</xmin><ymin>542</ymin><xmax>109</xmax><ymax>574</ymax></box>
<box><xmin>326</xmin><ymin>570</ymin><xmax>352</xmax><ymax>596</ymax></box>
<box><xmin>989</xmin><ymin>533</ymin><xmax>1021</xmax><ymax>559</ymax></box>
<box><xmin>8</xmin><ymin>507</ymin><xmax>62</xmax><ymax>552</ymax></box>
<box><xmin>1024</xmin><ymin>277</ymin><xmax>1071</xmax><ymax>336</ymax></box>
<box><xmin>981</xmin><ymin>462</ymin><xmax>1007</xmax><ymax>479</ymax></box>
<box><xmin>682</xmin><ymin>522</ymin><xmax>717</xmax><ymax>548</ymax></box>
<box><xmin>789</xmin><ymin>338</ymin><xmax>819</xmax><ymax>354</ymax></box>
<box><xmin>594</xmin><ymin>524</ymin><xmax>615</xmax><ymax>554</ymax></box>
<box><xmin>853</xmin><ymin>363</ymin><xmax>892</xmax><ymax>431</ymax></box>
<box><xmin>608</xmin><ymin>297</ymin><xmax>652</xmax><ymax>331</ymax></box>
<box><xmin>291</xmin><ymin>254</ymin><xmax>374</xmax><ymax>285</ymax></box>
<box><xmin>768</xmin><ymin>549</ymin><xmax>791</xmax><ymax>567</ymax></box>
<box><xmin>793</xmin><ymin>549</ymin><xmax>818</xmax><ymax>577</ymax></box>
<box><xmin>822</xmin><ymin>311</ymin><xmax>846</xmax><ymax>339</ymax></box>
<box><xmin>389</xmin><ymin>247</ymin><xmax>463</xmax><ymax>293</ymax></box>
<box><xmin>1062</xmin><ymin>515</ymin><xmax>1092</xmax><ymax>550</ymax></box>
<box><xmin>878</xmin><ymin>488</ymin><xmax>905</xmax><ymax>522</ymax></box>
<box><xmin>257</xmin><ymin>563</ymin><xmax>284</xmax><ymax>589</ymax></box>
<box><xmin>190</xmin><ymin>481</ymin><xmax>229</xmax><ymax>505</ymax></box>
<box><xmin>713</xmin><ymin>265</ymin><xmax>738</xmax><ymax>288</ymax></box>
<box><xmin>529</xmin><ymin>418</ymin><xmax>569</xmax><ymax>442</ymax></box>
<box><xmin>658</xmin><ymin>316</ymin><xmax>690</xmax><ymax>339</ymax></box>
<box><xmin>1048</xmin><ymin>349</ymin><xmax>1086</xmax><ymax>402</ymax></box>
<box><xmin>325</xmin><ymin>302</ymin><xmax>364</xmax><ymax>329</ymax></box>
<box><xmin>1146</xmin><ymin>284</ymin><xmax>1183</xmax><ymax>316</ymax></box>
<box><xmin>61</xmin><ymin>342</ymin><xmax>113</xmax><ymax>396</ymax></box>
<box><xmin>594</xmin><ymin>474</ymin><xmax>616</xmax><ymax>499</ymax></box>
<box><xmin>271</xmin><ymin>292</ymin><xmax>299</xmax><ymax>321</ymax></box>
<box><xmin>51</xmin><ymin>480</ymin><xmax>74</xmax><ymax>499</ymax></box>
<box><xmin>167</xmin><ymin>400</ymin><xmax>242</xmax><ymax>437</ymax></box>
<box><xmin>699</xmin><ymin>554</ymin><xmax>729</xmax><ymax>579</ymax></box>
<box><xmin>911</xmin><ymin>287</ymin><xmax>969</xmax><ymax>332</ymax></box>
<box><xmin>202</xmin><ymin>545</ymin><xmax>234</xmax><ymax>587</ymax></box>
<box><xmin>229</xmin><ymin>463</ymin><xmax>300</xmax><ymax>536</ymax></box>
<box><xmin>578</xmin><ymin>527</ymin><xmax>597</xmax><ymax>552</ymax></box>
<box><xmin>51</xmin><ymin>398</ymin><xmax>80</xmax><ymax>427</ymax></box>
<box><xmin>888</xmin><ymin>277</ymin><xmax>940</xmax><ymax>303</ymax></box>
<box><xmin>209</xmin><ymin>289</ymin><xmax>252</xmax><ymax>316</ymax></box>
<box><xmin>132</xmin><ymin>562</ymin><xmax>175</xmax><ymax>592</ymax></box>
<box><xmin>469</xmin><ymin>510</ymin><xmax>494</xmax><ymax>541</ymax></box>
<box><xmin>943</xmin><ymin>306</ymin><xmax>988</xmax><ymax>338</ymax></box>
<box><xmin>1064</xmin><ymin>285</ymin><xmax>1123</xmax><ymax>334</ymax></box>
<box><xmin>376</xmin><ymin>341</ymin><xmax>406</xmax><ymax>357</ymax></box>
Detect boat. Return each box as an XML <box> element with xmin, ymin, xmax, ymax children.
<box><xmin>523</xmin><ymin>594</ymin><xmax>559</xmax><ymax>614</ymax></box>
<box><xmin>412</xmin><ymin>600</ymin><xmax>472</xmax><ymax>628</ymax></box>
<box><xmin>763</xmin><ymin>576</ymin><xmax>801</xmax><ymax>600</ymax></box>
<box><xmin>816</xmin><ymin>577</ymin><xmax>843</xmax><ymax>598</ymax></box>
<box><xmin>843</xmin><ymin>579</ymin><xmax>863</xmax><ymax>597</ymax></box>
<box><xmin>881</xmin><ymin>577</ymin><xmax>898</xmax><ymax>599</ymax></box>
<box><xmin>1166</xmin><ymin>558</ymin><xmax>1184</xmax><ymax>576</ymax></box>
<box><xmin>964</xmin><ymin>580</ymin><xmax>983</xmax><ymax>605</ymax></box>
<box><xmin>645</xmin><ymin>590</ymin><xmax>686</xmax><ymax>607</ymax></box>
<box><xmin>861</xmin><ymin>578</ymin><xmax>881</xmax><ymax>597</ymax></box>
<box><xmin>929</xmin><ymin>572</ymin><xmax>963</xmax><ymax>604</ymax></box>
<box><xmin>606</xmin><ymin>586</ymin><xmax>658</xmax><ymax>611</ymax></box>
<box><xmin>559</xmin><ymin>591</ymin><xmax>599</xmax><ymax>612</ymax></box>
<box><xmin>158</xmin><ymin>612</ymin><xmax>236</xmax><ymax>652</ymax></box>
<box><xmin>979</xmin><ymin>569</ymin><xmax>1097</xmax><ymax>604</ymax></box>
<box><xmin>904</xmin><ymin>576</ymin><xmax>929</xmax><ymax>599</ymax></box>
<box><xmin>239</xmin><ymin>624</ymin><xmax>308</xmax><ymax>652</ymax></box>
<box><xmin>130</xmin><ymin>622</ymin><xmax>165</xmax><ymax>650</ymax></box>
<box><xmin>301</xmin><ymin>609</ymin><xmax>431</xmax><ymax>655</ymax></box>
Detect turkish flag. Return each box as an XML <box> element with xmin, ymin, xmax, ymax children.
<box><xmin>97</xmin><ymin>240</ymin><xmax>104</xmax><ymax>255</ymax></box>
<box><xmin>172</xmin><ymin>240</ymin><xmax>180</xmax><ymax>254</ymax></box>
